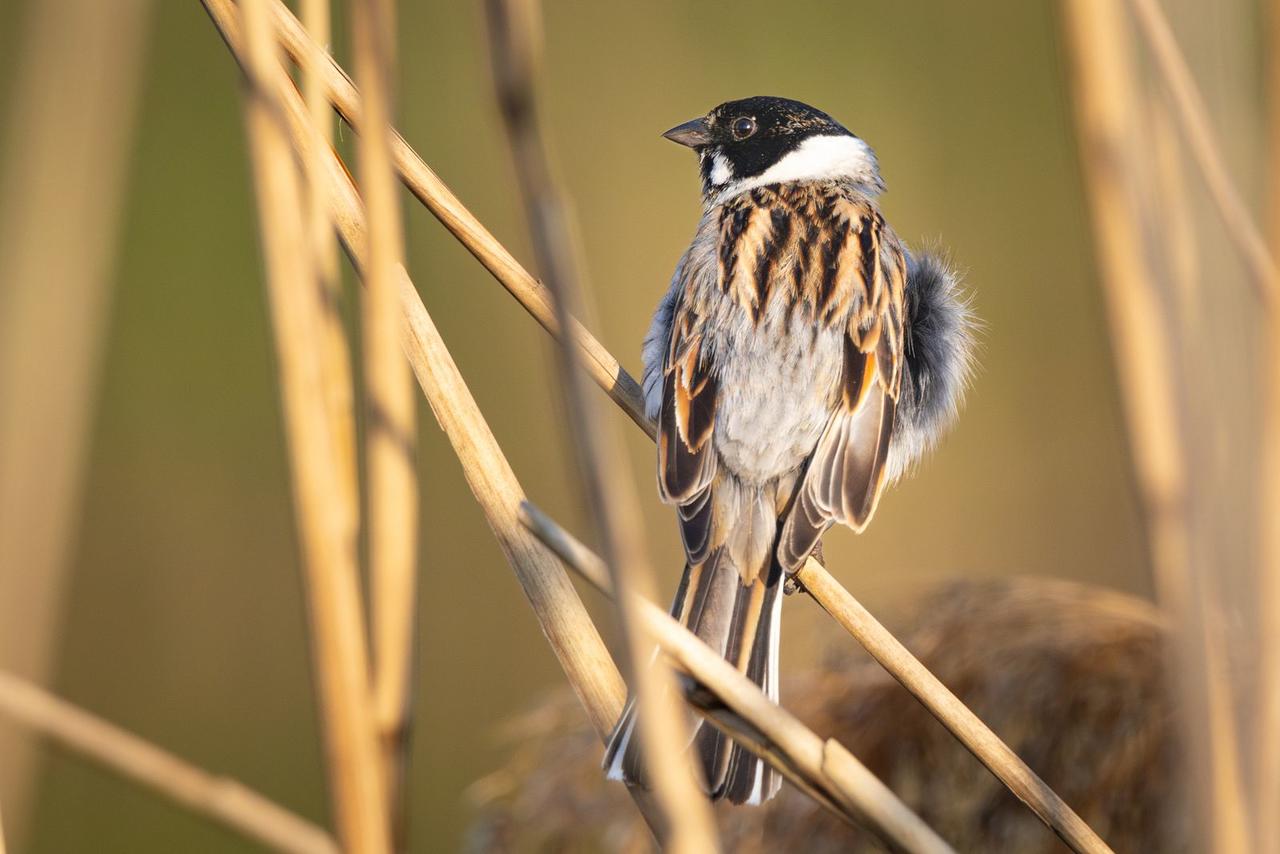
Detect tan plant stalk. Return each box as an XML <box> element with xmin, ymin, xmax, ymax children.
<box><xmin>300</xmin><ymin>0</ymin><xmax>361</xmax><ymax>592</ymax></box>
<box><xmin>350</xmin><ymin>0</ymin><xmax>420</xmax><ymax>835</ymax></box>
<box><xmin>265</xmin><ymin>0</ymin><xmax>653</xmax><ymax>440</ymax></box>
<box><xmin>0</xmin><ymin>671</ymin><xmax>336</xmax><ymax>854</ymax></box>
<box><xmin>1259</xmin><ymin>0</ymin><xmax>1280</xmax><ymax>848</ymax></box>
<box><xmin>233</xmin><ymin>6</ymin><xmax>1113</xmax><ymax>849</ymax></box>
<box><xmin>237</xmin><ymin>0</ymin><xmax>389</xmax><ymax>850</ymax></box>
<box><xmin>517</xmin><ymin>502</ymin><xmax>955</xmax><ymax>854</ymax></box>
<box><xmin>1060</xmin><ymin>2</ymin><xmax>1250</xmax><ymax>850</ymax></box>
<box><xmin>1126</xmin><ymin>0</ymin><xmax>1277</xmax><ymax>299</ymax></box>
<box><xmin>0</xmin><ymin>0</ymin><xmax>152</xmax><ymax>840</ymax></box>
<box><xmin>198</xmin><ymin>0</ymin><xmax>663</xmax><ymax>831</ymax></box>
<box><xmin>483</xmin><ymin>1</ymin><xmax>717</xmax><ymax>849</ymax></box>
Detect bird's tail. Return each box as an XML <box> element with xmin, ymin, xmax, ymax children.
<box><xmin>603</xmin><ymin>547</ymin><xmax>784</xmax><ymax>805</ymax></box>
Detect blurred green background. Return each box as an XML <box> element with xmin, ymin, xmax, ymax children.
<box><xmin>2</xmin><ymin>1</ymin><xmax>1156</xmax><ymax>851</ymax></box>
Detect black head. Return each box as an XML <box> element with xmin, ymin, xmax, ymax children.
<box><xmin>663</xmin><ymin>96</ymin><xmax>882</xmax><ymax>201</ymax></box>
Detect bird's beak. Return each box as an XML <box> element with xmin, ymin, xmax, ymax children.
<box><xmin>662</xmin><ymin>117</ymin><xmax>712</xmax><ymax>148</ymax></box>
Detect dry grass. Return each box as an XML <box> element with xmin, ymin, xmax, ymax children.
<box><xmin>1061</xmin><ymin>0</ymin><xmax>1275</xmax><ymax>850</ymax></box>
<box><xmin>9</xmin><ymin>1</ymin><xmax>1275</xmax><ymax>853</ymax></box>
<box><xmin>520</xmin><ymin>501</ymin><xmax>955</xmax><ymax>854</ymax></box>
<box><xmin>0</xmin><ymin>0</ymin><xmax>152</xmax><ymax>840</ymax></box>
<box><xmin>0</xmin><ymin>672</ymin><xmax>337</xmax><ymax>854</ymax></box>
<box><xmin>483</xmin><ymin>0</ymin><xmax>718</xmax><ymax>848</ymax></box>
<box><xmin>238</xmin><ymin>0</ymin><xmax>389</xmax><ymax>849</ymax></box>
<box><xmin>348</xmin><ymin>0</ymin><xmax>421</xmax><ymax>839</ymax></box>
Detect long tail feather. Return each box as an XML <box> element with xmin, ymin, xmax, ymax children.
<box><xmin>603</xmin><ymin>549</ymin><xmax>783</xmax><ymax>805</ymax></box>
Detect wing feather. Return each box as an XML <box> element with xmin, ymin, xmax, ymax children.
<box><xmin>777</xmin><ymin>208</ymin><xmax>907</xmax><ymax>571</ymax></box>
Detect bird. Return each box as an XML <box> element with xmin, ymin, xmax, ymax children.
<box><xmin>603</xmin><ymin>96</ymin><xmax>977</xmax><ymax>805</ymax></box>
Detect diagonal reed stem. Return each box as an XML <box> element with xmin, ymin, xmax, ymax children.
<box><xmin>240</xmin><ymin>3</ymin><xmax>1113</xmax><ymax>850</ymax></box>
<box><xmin>206</xmin><ymin>3</ymin><xmax>1113</xmax><ymax>851</ymax></box>
<box><xmin>483</xmin><ymin>1</ymin><xmax>717</xmax><ymax>849</ymax></box>
<box><xmin>0</xmin><ymin>671</ymin><xmax>337</xmax><ymax>854</ymax></box>
<box><xmin>518</xmin><ymin>502</ymin><xmax>954</xmax><ymax>854</ymax></box>
<box><xmin>237</xmin><ymin>0</ymin><xmax>389</xmax><ymax>850</ymax></box>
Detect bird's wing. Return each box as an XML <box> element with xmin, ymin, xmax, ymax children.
<box><xmin>656</xmin><ymin>266</ymin><xmax>720</xmax><ymax>566</ymax></box>
<box><xmin>777</xmin><ymin>209</ymin><xmax>907</xmax><ymax>570</ymax></box>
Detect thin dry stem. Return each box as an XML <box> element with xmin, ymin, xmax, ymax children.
<box><xmin>518</xmin><ymin>502</ymin><xmax>955</xmax><ymax>854</ymax></box>
<box><xmin>0</xmin><ymin>0</ymin><xmax>152</xmax><ymax>838</ymax></box>
<box><xmin>794</xmin><ymin>559</ymin><xmax>1111</xmax><ymax>854</ymax></box>
<box><xmin>349</xmin><ymin>0</ymin><xmax>420</xmax><ymax>835</ymax></box>
<box><xmin>1258</xmin><ymin>0</ymin><xmax>1280</xmax><ymax>847</ymax></box>
<box><xmin>237</xmin><ymin>0</ymin><xmax>389</xmax><ymax>850</ymax></box>
<box><xmin>254</xmin><ymin>6</ymin><xmax>1113</xmax><ymax>849</ymax></box>
<box><xmin>199</xmin><ymin>0</ymin><xmax>655</xmax><ymax>829</ymax></box>
<box><xmin>299</xmin><ymin>0</ymin><xmax>359</xmax><ymax>564</ymax></box>
<box><xmin>484</xmin><ymin>1</ymin><xmax>717</xmax><ymax>849</ymax></box>
<box><xmin>265</xmin><ymin>0</ymin><xmax>653</xmax><ymax>440</ymax></box>
<box><xmin>0</xmin><ymin>671</ymin><xmax>336</xmax><ymax>854</ymax></box>
<box><xmin>1125</xmin><ymin>0</ymin><xmax>1276</xmax><ymax>301</ymax></box>
<box><xmin>1060</xmin><ymin>2</ymin><xmax>1250</xmax><ymax>850</ymax></box>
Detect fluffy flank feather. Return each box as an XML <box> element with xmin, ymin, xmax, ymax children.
<box><xmin>885</xmin><ymin>249</ymin><xmax>978</xmax><ymax>482</ymax></box>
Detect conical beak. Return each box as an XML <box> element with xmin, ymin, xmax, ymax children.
<box><xmin>662</xmin><ymin>117</ymin><xmax>712</xmax><ymax>148</ymax></box>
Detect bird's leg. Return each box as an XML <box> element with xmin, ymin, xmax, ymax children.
<box><xmin>784</xmin><ymin>541</ymin><xmax>823</xmax><ymax>595</ymax></box>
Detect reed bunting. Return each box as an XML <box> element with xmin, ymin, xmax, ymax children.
<box><xmin>604</xmin><ymin>96</ymin><xmax>977</xmax><ymax>804</ymax></box>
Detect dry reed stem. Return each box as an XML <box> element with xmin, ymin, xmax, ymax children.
<box><xmin>1060</xmin><ymin>2</ymin><xmax>1250</xmax><ymax>851</ymax></box>
<box><xmin>518</xmin><ymin>502</ymin><xmax>955</xmax><ymax>854</ymax></box>
<box><xmin>1259</xmin><ymin>0</ymin><xmax>1280</xmax><ymax>848</ymax></box>
<box><xmin>264</xmin><ymin>0</ymin><xmax>653</xmax><ymax>441</ymax></box>
<box><xmin>484</xmin><ymin>1</ymin><xmax>717</xmax><ymax>849</ymax></box>
<box><xmin>0</xmin><ymin>0</ymin><xmax>152</xmax><ymax>839</ymax></box>
<box><xmin>1126</xmin><ymin>0</ymin><xmax>1277</xmax><ymax>300</ymax></box>
<box><xmin>237</xmin><ymin>1</ymin><xmax>389</xmax><ymax>850</ymax></box>
<box><xmin>299</xmin><ymin>0</ymin><xmax>360</xmax><ymax>571</ymax></box>
<box><xmin>254</xmin><ymin>5</ymin><xmax>1112</xmax><ymax>848</ymax></box>
<box><xmin>349</xmin><ymin>0</ymin><xmax>421</xmax><ymax>835</ymax></box>
<box><xmin>0</xmin><ymin>671</ymin><xmax>336</xmax><ymax>854</ymax></box>
<box><xmin>199</xmin><ymin>0</ymin><xmax>659</xmax><ymax>830</ymax></box>
<box><xmin>793</xmin><ymin>559</ymin><xmax>1112</xmax><ymax>854</ymax></box>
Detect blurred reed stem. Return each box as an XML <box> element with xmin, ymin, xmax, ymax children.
<box><xmin>265</xmin><ymin>0</ymin><xmax>653</xmax><ymax>439</ymax></box>
<box><xmin>0</xmin><ymin>671</ymin><xmax>337</xmax><ymax>854</ymax></box>
<box><xmin>299</xmin><ymin>0</ymin><xmax>360</xmax><ymax>573</ymax></box>
<box><xmin>243</xmin><ymin>4</ymin><xmax>1114</xmax><ymax>850</ymax></box>
<box><xmin>237</xmin><ymin>0</ymin><xmax>390</xmax><ymax>850</ymax></box>
<box><xmin>1259</xmin><ymin>0</ymin><xmax>1280</xmax><ymax>848</ymax></box>
<box><xmin>517</xmin><ymin>502</ymin><xmax>955</xmax><ymax>854</ymax></box>
<box><xmin>1060</xmin><ymin>1</ymin><xmax>1254</xmax><ymax>850</ymax></box>
<box><xmin>349</xmin><ymin>0</ymin><xmax>421</xmax><ymax>841</ymax></box>
<box><xmin>0</xmin><ymin>0</ymin><xmax>152</xmax><ymax>842</ymax></box>
<box><xmin>200</xmin><ymin>0</ymin><xmax>656</xmax><ymax>829</ymax></box>
<box><xmin>483</xmin><ymin>0</ymin><xmax>717</xmax><ymax>849</ymax></box>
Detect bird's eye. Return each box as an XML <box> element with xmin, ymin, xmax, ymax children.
<box><xmin>731</xmin><ymin>116</ymin><xmax>757</xmax><ymax>140</ymax></box>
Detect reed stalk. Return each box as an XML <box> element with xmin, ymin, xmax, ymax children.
<box><xmin>237</xmin><ymin>0</ymin><xmax>389</xmax><ymax>849</ymax></box>
<box><xmin>349</xmin><ymin>0</ymin><xmax>421</xmax><ymax>840</ymax></box>
<box><xmin>231</xmin><ymin>5</ymin><xmax>1115</xmax><ymax>849</ymax></box>
<box><xmin>1258</xmin><ymin>0</ymin><xmax>1280</xmax><ymax>849</ymax></box>
<box><xmin>0</xmin><ymin>671</ymin><xmax>336</xmax><ymax>854</ymax></box>
<box><xmin>0</xmin><ymin>0</ymin><xmax>152</xmax><ymax>840</ymax></box>
<box><xmin>1060</xmin><ymin>1</ymin><xmax>1252</xmax><ymax>850</ymax></box>
<box><xmin>518</xmin><ymin>502</ymin><xmax>954</xmax><ymax>854</ymax></box>
<box><xmin>483</xmin><ymin>1</ymin><xmax>717</xmax><ymax>849</ymax></box>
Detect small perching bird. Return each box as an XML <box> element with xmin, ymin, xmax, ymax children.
<box><xmin>604</xmin><ymin>96</ymin><xmax>976</xmax><ymax>805</ymax></box>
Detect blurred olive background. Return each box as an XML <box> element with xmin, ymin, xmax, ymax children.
<box><xmin>0</xmin><ymin>1</ymin><xmax>1178</xmax><ymax>851</ymax></box>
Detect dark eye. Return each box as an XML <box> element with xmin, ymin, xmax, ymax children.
<box><xmin>732</xmin><ymin>116</ymin><xmax>757</xmax><ymax>139</ymax></box>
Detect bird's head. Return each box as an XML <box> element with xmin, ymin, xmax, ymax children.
<box><xmin>663</xmin><ymin>96</ymin><xmax>883</xmax><ymax>204</ymax></box>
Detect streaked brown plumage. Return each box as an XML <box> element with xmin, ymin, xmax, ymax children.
<box><xmin>607</xmin><ymin>97</ymin><xmax>972</xmax><ymax>805</ymax></box>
